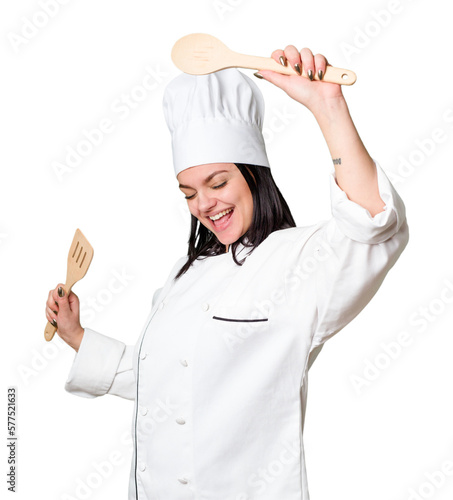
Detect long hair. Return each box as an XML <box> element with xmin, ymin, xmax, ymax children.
<box><xmin>174</xmin><ymin>163</ymin><xmax>296</xmax><ymax>280</ymax></box>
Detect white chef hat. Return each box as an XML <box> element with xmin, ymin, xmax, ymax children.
<box><xmin>162</xmin><ymin>68</ymin><xmax>270</xmax><ymax>177</ymax></box>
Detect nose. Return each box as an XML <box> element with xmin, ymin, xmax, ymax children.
<box><xmin>196</xmin><ymin>190</ymin><xmax>217</xmax><ymax>215</ymax></box>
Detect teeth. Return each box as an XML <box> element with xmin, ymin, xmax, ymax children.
<box><xmin>209</xmin><ymin>208</ymin><xmax>233</xmax><ymax>221</ymax></box>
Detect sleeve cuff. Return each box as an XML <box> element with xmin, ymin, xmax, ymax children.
<box><xmin>329</xmin><ymin>158</ymin><xmax>407</xmax><ymax>244</ymax></box>
<box><xmin>64</xmin><ymin>327</ymin><xmax>127</xmax><ymax>398</ymax></box>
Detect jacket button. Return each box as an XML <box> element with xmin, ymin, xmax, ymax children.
<box><xmin>158</xmin><ymin>302</ymin><xmax>164</xmax><ymax>310</ymax></box>
<box><xmin>180</xmin><ymin>359</ymin><xmax>188</xmax><ymax>367</ymax></box>
<box><xmin>176</xmin><ymin>417</ymin><xmax>186</xmax><ymax>425</ymax></box>
<box><xmin>139</xmin><ymin>462</ymin><xmax>146</xmax><ymax>472</ymax></box>
<box><xmin>178</xmin><ymin>477</ymin><xmax>189</xmax><ymax>484</ymax></box>
<box><xmin>140</xmin><ymin>406</ymin><xmax>148</xmax><ymax>416</ymax></box>
<box><xmin>140</xmin><ymin>352</ymin><xmax>147</xmax><ymax>360</ymax></box>
<box><xmin>201</xmin><ymin>303</ymin><xmax>209</xmax><ymax>311</ymax></box>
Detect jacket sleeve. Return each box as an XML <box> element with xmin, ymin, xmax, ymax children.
<box><xmin>64</xmin><ymin>286</ymin><xmax>164</xmax><ymax>400</ymax></box>
<box><xmin>306</xmin><ymin>158</ymin><xmax>410</xmax><ymax>347</ymax></box>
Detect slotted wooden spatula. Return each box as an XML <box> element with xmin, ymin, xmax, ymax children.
<box><xmin>44</xmin><ymin>228</ymin><xmax>94</xmax><ymax>342</ymax></box>
<box><xmin>171</xmin><ymin>33</ymin><xmax>357</xmax><ymax>85</ymax></box>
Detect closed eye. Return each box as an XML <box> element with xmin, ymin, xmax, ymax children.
<box><xmin>184</xmin><ymin>181</ymin><xmax>227</xmax><ymax>200</ymax></box>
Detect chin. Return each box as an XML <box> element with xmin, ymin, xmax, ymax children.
<box><xmin>215</xmin><ymin>236</ymin><xmax>231</xmax><ymax>245</ymax></box>
<box><xmin>216</xmin><ymin>230</ymin><xmax>241</xmax><ymax>246</ymax></box>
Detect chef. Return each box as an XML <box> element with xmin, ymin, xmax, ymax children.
<box><xmin>47</xmin><ymin>46</ymin><xmax>409</xmax><ymax>499</ymax></box>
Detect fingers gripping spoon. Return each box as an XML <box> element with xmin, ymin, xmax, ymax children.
<box><xmin>44</xmin><ymin>229</ymin><xmax>94</xmax><ymax>342</ymax></box>
<box><xmin>171</xmin><ymin>33</ymin><xmax>357</xmax><ymax>85</ymax></box>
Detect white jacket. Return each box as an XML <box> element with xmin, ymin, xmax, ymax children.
<box><xmin>65</xmin><ymin>159</ymin><xmax>409</xmax><ymax>500</ymax></box>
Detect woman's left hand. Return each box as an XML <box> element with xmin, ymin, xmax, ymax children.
<box><xmin>256</xmin><ymin>45</ymin><xmax>345</xmax><ymax>112</ymax></box>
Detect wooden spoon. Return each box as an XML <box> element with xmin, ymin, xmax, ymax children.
<box><xmin>171</xmin><ymin>33</ymin><xmax>356</xmax><ymax>85</ymax></box>
<box><xmin>44</xmin><ymin>228</ymin><xmax>94</xmax><ymax>342</ymax></box>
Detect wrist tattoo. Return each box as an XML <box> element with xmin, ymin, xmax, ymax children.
<box><xmin>332</xmin><ymin>158</ymin><xmax>342</xmax><ymax>165</ymax></box>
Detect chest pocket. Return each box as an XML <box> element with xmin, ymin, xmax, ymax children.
<box><xmin>212</xmin><ymin>314</ymin><xmax>269</xmax><ymax>323</ymax></box>
<box><xmin>210</xmin><ymin>303</ymin><xmax>271</xmax><ymax>353</ymax></box>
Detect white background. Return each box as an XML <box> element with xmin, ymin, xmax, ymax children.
<box><xmin>2</xmin><ymin>1</ymin><xmax>453</xmax><ymax>499</ymax></box>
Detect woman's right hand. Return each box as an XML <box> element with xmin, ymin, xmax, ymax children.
<box><xmin>45</xmin><ymin>284</ymin><xmax>84</xmax><ymax>352</ymax></box>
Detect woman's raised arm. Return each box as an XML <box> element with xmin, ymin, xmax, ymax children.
<box><xmin>255</xmin><ymin>45</ymin><xmax>385</xmax><ymax>217</ymax></box>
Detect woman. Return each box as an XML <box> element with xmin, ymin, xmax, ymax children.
<box><xmin>45</xmin><ymin>46</ymin><xmax>409</xmax><ymax>499</ymax></box>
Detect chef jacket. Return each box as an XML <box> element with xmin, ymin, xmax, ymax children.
<box><xmin>65</xmin><ymin>159</ymin><xmax>409</xmax><ymax>500</ymax></box>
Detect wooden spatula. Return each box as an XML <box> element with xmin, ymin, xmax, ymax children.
<box><xmin>44</xmin><ymin>228</ymin><xmax>94</xmax><ymax>342</ymax></box>
<box><xmin>171</xmin><ymin>33</ymin><xmax>357</xmax><ymax>85</ymax></box>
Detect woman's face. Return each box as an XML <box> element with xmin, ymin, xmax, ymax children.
<box><xmin>177</xmin><ymin>163</ymin><xmax>253</xmax><ymax>250</ymax></box>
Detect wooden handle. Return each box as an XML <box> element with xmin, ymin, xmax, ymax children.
<box><xmin>44</xmin><ymin>321</ymin><xmax>57</xmax><ymax>342</ymax></box>
<box><xmin>44</xmin><ymin>284</ymin><xmax>72</xmax><ymax>342</ymax></box>
<box><xmin>230</xmin><ymin>52</ymin><xmax>357</xmax><ymax>85</ymax></box>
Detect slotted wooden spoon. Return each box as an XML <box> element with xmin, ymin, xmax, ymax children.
<box><xmin>171</xmin><ymin>33</ymin><xmax>357</xmax><ymax>85</ymax></box>
<box><xmin>44</xmin><ymin>228</ymin><xmax>94</xmax><ymax>342</ymax></box>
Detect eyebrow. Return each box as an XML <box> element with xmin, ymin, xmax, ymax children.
<box><xmin>178</xmin><ymin>170</ymin><xmax>229</xmax><ymax>190</ymax></box>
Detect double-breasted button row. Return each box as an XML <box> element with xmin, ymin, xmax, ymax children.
<box><xmin>174</xmin><ymin>311</ymin><xmax>194</xmax><ymax>486</ymax></box>
<box><xmin>139</xmin><ymin>464</ymin><xmax>190</xmax><ymax>488</ymax></box>
<box><xmin>138</xmin><ymin>298</ymin><xmax>193</xmax><ymax>485</ymax></box>
<box><xmin>178</xmin><ymin>359</ymin><xmax>188</xmax><ymax>420</ymax></box>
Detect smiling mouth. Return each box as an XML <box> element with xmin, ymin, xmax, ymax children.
<box><xmin>208</xmin><ymin>208</ymin><xmax>234</xmax><ymax>230</ymax></box>
<box><xmin>209</xmin><ymin>207</ymin><xmax>234</xmax><ymax>221</ymax></box>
